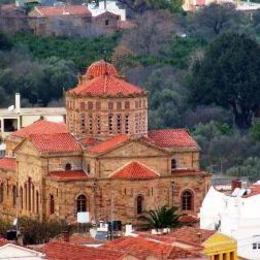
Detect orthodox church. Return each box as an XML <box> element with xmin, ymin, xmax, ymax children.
<box><xmin>0</xmin><ymin>60</ymin><xmax>211</xmax><ymax>224</ymax></box>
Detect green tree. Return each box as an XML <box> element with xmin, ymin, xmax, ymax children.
<box><xmin>190</xmin><ymin>33</ymin><xmax>260</xmax><ymax>129</ymax></box>
<box><xmin>251</xmin><ymin>122</ymin><xmax>260</xmax><ymax>141</ymax></box>
<box><xmin>139</xmin><ymin>205</ymin><xmax>181</xmax><ymax>229</ymax></box>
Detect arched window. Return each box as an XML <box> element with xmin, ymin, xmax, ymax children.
<box><xmin>136</xmin><ymin>195</ymin><xmax>144</xmax><ymax>215</ymax></box>
<box><xmin>49</xmin><ymin>194</ymin><xmax>55</xmax><ymax>215</ymax></box>
<box><xmin>65</xmin><ymin>163</ymin><xmax>72</xmax><ymax>171</ymax></box>
<box><xmin>20</xmin><ymin>187</ymin><xmax>23</xmax><ymax>209</ymax></box>
<box><xmin>181</xmin><ymin>190</ymin><xmax>193</xmax><ymax>211</ymax></box>
<box><xmin>12</xmin><ymin>186</ymin><xmax>17</xmax><ymax>207</ymax></box>
<box><xmin>76</xmin><ymin>194</ymin><xmax>86</xmax><ymax>213</ymax></box>
<box><xmin>171</xmin><ymin>159</ymin><xmax>177</xmax><ymax>171</ymax></box>
<box><xmin>0</xmin><ymin>183</ymin><xmax>4</xmax><ymax>203</ymax></box>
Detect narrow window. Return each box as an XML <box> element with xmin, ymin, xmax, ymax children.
<box><xmin>65</xmin><ymin>163</ymin><xmax>72</xmax><ymax>171</ymax></box>
<box><xmin>117</xmin><ymin>102</ymin><xmax>122</xmax><ymax>110</ymax></box>
<box><xmin>116</xmin><ymin>114</ymin><xmax>121</xmax><ymax>133</ymax></box>
<box><xmin>125</xmin><ymin>115</ymin><xmax>129</xmax><ymax>134</ymax></box>
<box><xmin>181</xmin><ymin>190</ymin><xmax>193</xmax><ymax>211</ymax></box>
<box><xmin>136</xmin><ymin>195</ymin><xmax>144</xmax><ymax>214</ymax></box>
<box><xmin>108</xmin><ymin>114</ymin><xmax>113</xmax><ymax>134</ymax></box>
<box><xmin>36</xmin><ymin>191</ymin><xmax>39</xmax><ymax>214</ymax></box>
<box><xmin>253</xmin><ymin>243</ymin><xmax>257</xmax><ymax>249</ymax></box>
<box><xmin>20</xmin><ymin>187</ymin><xmax>23</xmax><ymax>210</ymax></box>
<box><xmin>108</xmin><ymin>102</ymin><xmax>113</xmax><ymax>110</ymax></box>
<box><xmin>50</xmin><ymin>194</ymin><xmax>55</xmax><ymax>215</ymax></box>
<box><xmin>105</xmin><ymin>19</ymin><xmax>109</xmax><ymax>26</ymax></box>
<box><xmin>0</xmin><ymin>183</ymin><xmax>4</xmax><ymax>203</ymax></box>
<box><xmin>12</xmin><ymin>186</ymin><xmax>16</xmax><ymax>207</ymax></box>
<box><xmin>88</xmin><ymin>101</ymin><xmax>93</xmax><ymax>110</ymax></box>
<box><xmin>125</xmin><ymin>101</ymin><xmax>130</xmax><ymax>109</ymax></box>
<box><xmin>77</xmin><ymin>195</ymin><xmax>86</xmax><ymax>213</ymax></box>
<box><xmin>96</xmin><ymin>101</ymin><xmax>101</xmax><ymax>111</ymax></box>
<box><xmin>96</xmin><ymin>114</ymin><xmax>101</xmax><ymax>134</ymax></box>
<box><xmin>171</xmin><ymin>159</ymin><xmax>177</xmax><ymax>171</ymax></box>
<box><xmin>80</xmin><ymin>102</ymin><xmax>85</xmax><ymax>110</ymax></box>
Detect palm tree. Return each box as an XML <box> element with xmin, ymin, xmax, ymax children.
<box><xmin>139</xmin><ymin>205</ymin><xmax>182</xmax><ymax>230</ymax></box>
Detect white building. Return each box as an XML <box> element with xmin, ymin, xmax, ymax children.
<box><xmin>88</xmin><ymin>1</ymin><xmax>126</xmax><ymax>21</ymax></box>
<box><xmin>0</xmin><ymin>93</ymin><xmax>66</xmax><ymax>140</ymax></box>
<box><xmin>200</xmin><ymin>182</ymin><xmax>260</xmax><ymax>260</ymax></box>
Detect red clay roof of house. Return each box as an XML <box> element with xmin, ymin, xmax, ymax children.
<box><xmin>47</xmin><ymin>170</ymin><xmax>88</xmax><ymax>182</ymax></box>
<box><xmin>148</xmin><ymin>129</ymin><xmax>199</xmax><ymax>149</ymax></box>
<box><xmin>79</xmin><ymin>137</ymin><xmax>99</xmax><ymax>147</ymax></box>
<box><xmin>68</xmin><ymin>60</ymin><xmax>145</xmax><ymax>97</ymax></box>
<box><xmin>168</xmin><ymin>227</ymin><xmax>215</xmax><ymax>247</ymax></box>
<box><xmin>167</xmin><ymin>247</ymin><xmax>204</xmax><ymax>259</ymax></box>
<box><xmin>0</xmin><ymin>158</ymin><xmax>16</xmax><ymax>171</ymax></box>
<box><xmin>29</xmin><ymin>133</ymin><xmax>81</xmax><ymax>153</ymax></box>
<box><xmin>34</xmin><ymin>5</ymin><xmax>91</xmax><ymax>17</ymax></box>
<box><xmin>44</xmin><ymin>241</ymin><xmax>124</xmax><ymax>260</ymax></box>
<box><xmin>87</xmin><ymin>134</ymin><xmax>129</xmax><ymax>154</ymax></box>
<box><xmin>12</xmin><ymin>120</ymin><xmax>67</xmax><ymax>138</ymax></box>
<box><xmin>111</xmin><ymin>161</ymin><xmax>159</xmax><ymax>180</ymax></box>
<box><xmin>103</xmin><ymin>236</ymin><xmax>172</xmax><ymax>259</ymax></box>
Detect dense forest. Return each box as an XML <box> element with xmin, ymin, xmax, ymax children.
<box><xmin>0</xmin><ymin>2</ymin><xmax>260</xmax><ymax>179</ymax></box>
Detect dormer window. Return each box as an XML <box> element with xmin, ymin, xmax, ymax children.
<box><xmin>171</xmin><ymin>159</ymin><xmax>177</xmax><ymax>171</ymax></box>
<box><xmin>65</xmin><ymin>163</ymin><xmax>72</xmax><ymax>171</ymax></box>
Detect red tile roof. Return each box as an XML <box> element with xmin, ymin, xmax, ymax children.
<box><xmin>87</xmin><ymin>134</ymin><xmax>129</xmax><ymax>154</ymax></box>
<box><xmin>68</xmin><ymin>61</ymin><xmax>145</xmax><ymax>97</ymax></box>
<box><xmin>44</xmin><ymin>241</ymin><xmax>124</xmax><ymax>260</ymax></box>
<box><xmin>33</xmin><ymin>5</ymin><xmax>91</xmax><ymax>17</ymax></box>
<box><xmin>86</xmin><ymin>60</ymin><xmax>119</xmax><ymax>79</ymax></box>
<box><xmin>168</xmin><ymin>227</ymin><xmax>215</xmax><ymax>247</ymax></box>
<box><xmin>69</xmin><ymin>74</ymin><xmax>144</xmax><ymax>97</ymax></box>
<box><xmin>79</xmin><ymin>137</ymin><xmax>99</xmax><ymax>147</ymax></box>
<box><xmin>12</xmin><ymin>120</ymin><xmax>67</xmax><ymax>138</ymax></box>
<box><xmin>0</xmin><ymin>158</ymin><xmax>16</xmax><ymax>171</ymax></box>
<box><xmin>103</xmin><ymin>236</ymin><xmax>172</xmax><ymax>259</ymax></box>
<box><xmin>47</xmin><ymin>170</ymin><xmax>88</xmax><ymax>182</ymax></box>
<box><xmin>148</xmin><ymin>129</ymin><xmax>199</xmax><ymax>149</ymax></box>
<box><xmin>29</xmin><ymin>133</ymin><xmax>81</xmax><ymax>153</ymax></box>
<box><xmin>168</xmin><ymin>247</ymin><xmax>204</xmax><ymax>259</ymax></box>
<box><xmin>179</xmin><ymin>215</ymin><xmax>199</xmax><ymax>224</ymax></box>
<box><xmin>111</xmin><ymin>161</ymin><xmax>159</xmax><ymax>180</ymax></box>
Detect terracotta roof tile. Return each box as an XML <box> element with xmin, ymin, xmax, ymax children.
<box><xmin>68</xmin><ymin>61</ymin><xmax>145</xmax><ymax>97</ymax></box>
<box><xmin>79</xmin><ymin>137</ymin><xmax>99</xmax><ymax>147</ymax></box>
<box><xmin>87</xmin><ymin>134</ymin><xmax>129</xmax><ymax>154</ymax></box>
<box><xmin>111</xmin><ymin>161</ymin><xmax>159</xmax><ymax>180</ymax></box>
<box><xmin>86</xmin><ymin>60</ymin><xmax>119</xmax><ymax>79</ymax></box>
<box><xmin>44</xmin><ymin>241</ymin><xmax>124</xmax><ymax>260</ymax></box>
<box><xmin>148</xmin><ymin>129</ymin><xmax>199</xmax><ymax>149</ymax></box>
<box><xmin>30</xmin><ymin>133</ymin><xmax>81</xmax><ymax>153</ymax></box>
<box><xmin>0</xmin><ymin>158</ymin><xmax>16</xmax><ymax>171</ymax></box>
<box><xmin>168</xmin><ymin>227</ymin><xmax>215</xmax><ymax>246</ymax></box>
<box><xmin>47</xmin><ymin>170</ymin><xmax>88</xmax><ymax>182</ymax></box>
<box><xmin>69</xmin><ymin>75</ymin><xmax>144</xmax><ymax>97</ymax></box>
<box><xmin>34</xmin><ymin>5</ymin><xmax>91</xmax><ymax>17</ymax></box>
<box><xmin>12</xmin><ymin>120</ymin><xmax>67</xmax><ymax>138</ymax></box>
<box><xmin>167</xmin><ymin>246</ymin><xmax>203</xmax><ymax>259</ymax></box>
<box><xmin>103</xmin><ymin>236</ymin><xmax>172</xmax><ymax>259</ymax></box>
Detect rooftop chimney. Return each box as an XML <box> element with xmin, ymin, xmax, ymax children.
<box><xmin>15</xmin><ymin>93</ymin><xmax>21</xmax><ymax>113</ymax></box>
<box><xmin>231</xmin><ymin>179</ymin><xmax>242</xmax><ymax>191</ymax></box>
<box><xmin>62</xmin><ymin>230</ymin><xmax>70</xmax><ymax>242</ymax></box>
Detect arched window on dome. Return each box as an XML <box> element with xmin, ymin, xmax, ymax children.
<box><xmin>181</xmin><ymin>190</ymin><xmax>193</xmax><ymax>211</ymax></box>
<box><xmin>136</xmin><ymin>195</ymin><xmax>144</xmax><ymax>215</ymax></box>
<box><xmin>76</xmin><ymin>194</ymin><xmax>87</xmax><ymax>213</ymax></box>
<box><xmin>65</xmin><ymin>163</ymin><xmax>72</xmax><ymax>171</ymax></box>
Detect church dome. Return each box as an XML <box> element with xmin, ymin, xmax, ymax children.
<box><xmin>86</xmin><ymin>60</ymin><xmax>119</xmax><ymax>79</ymax></box>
